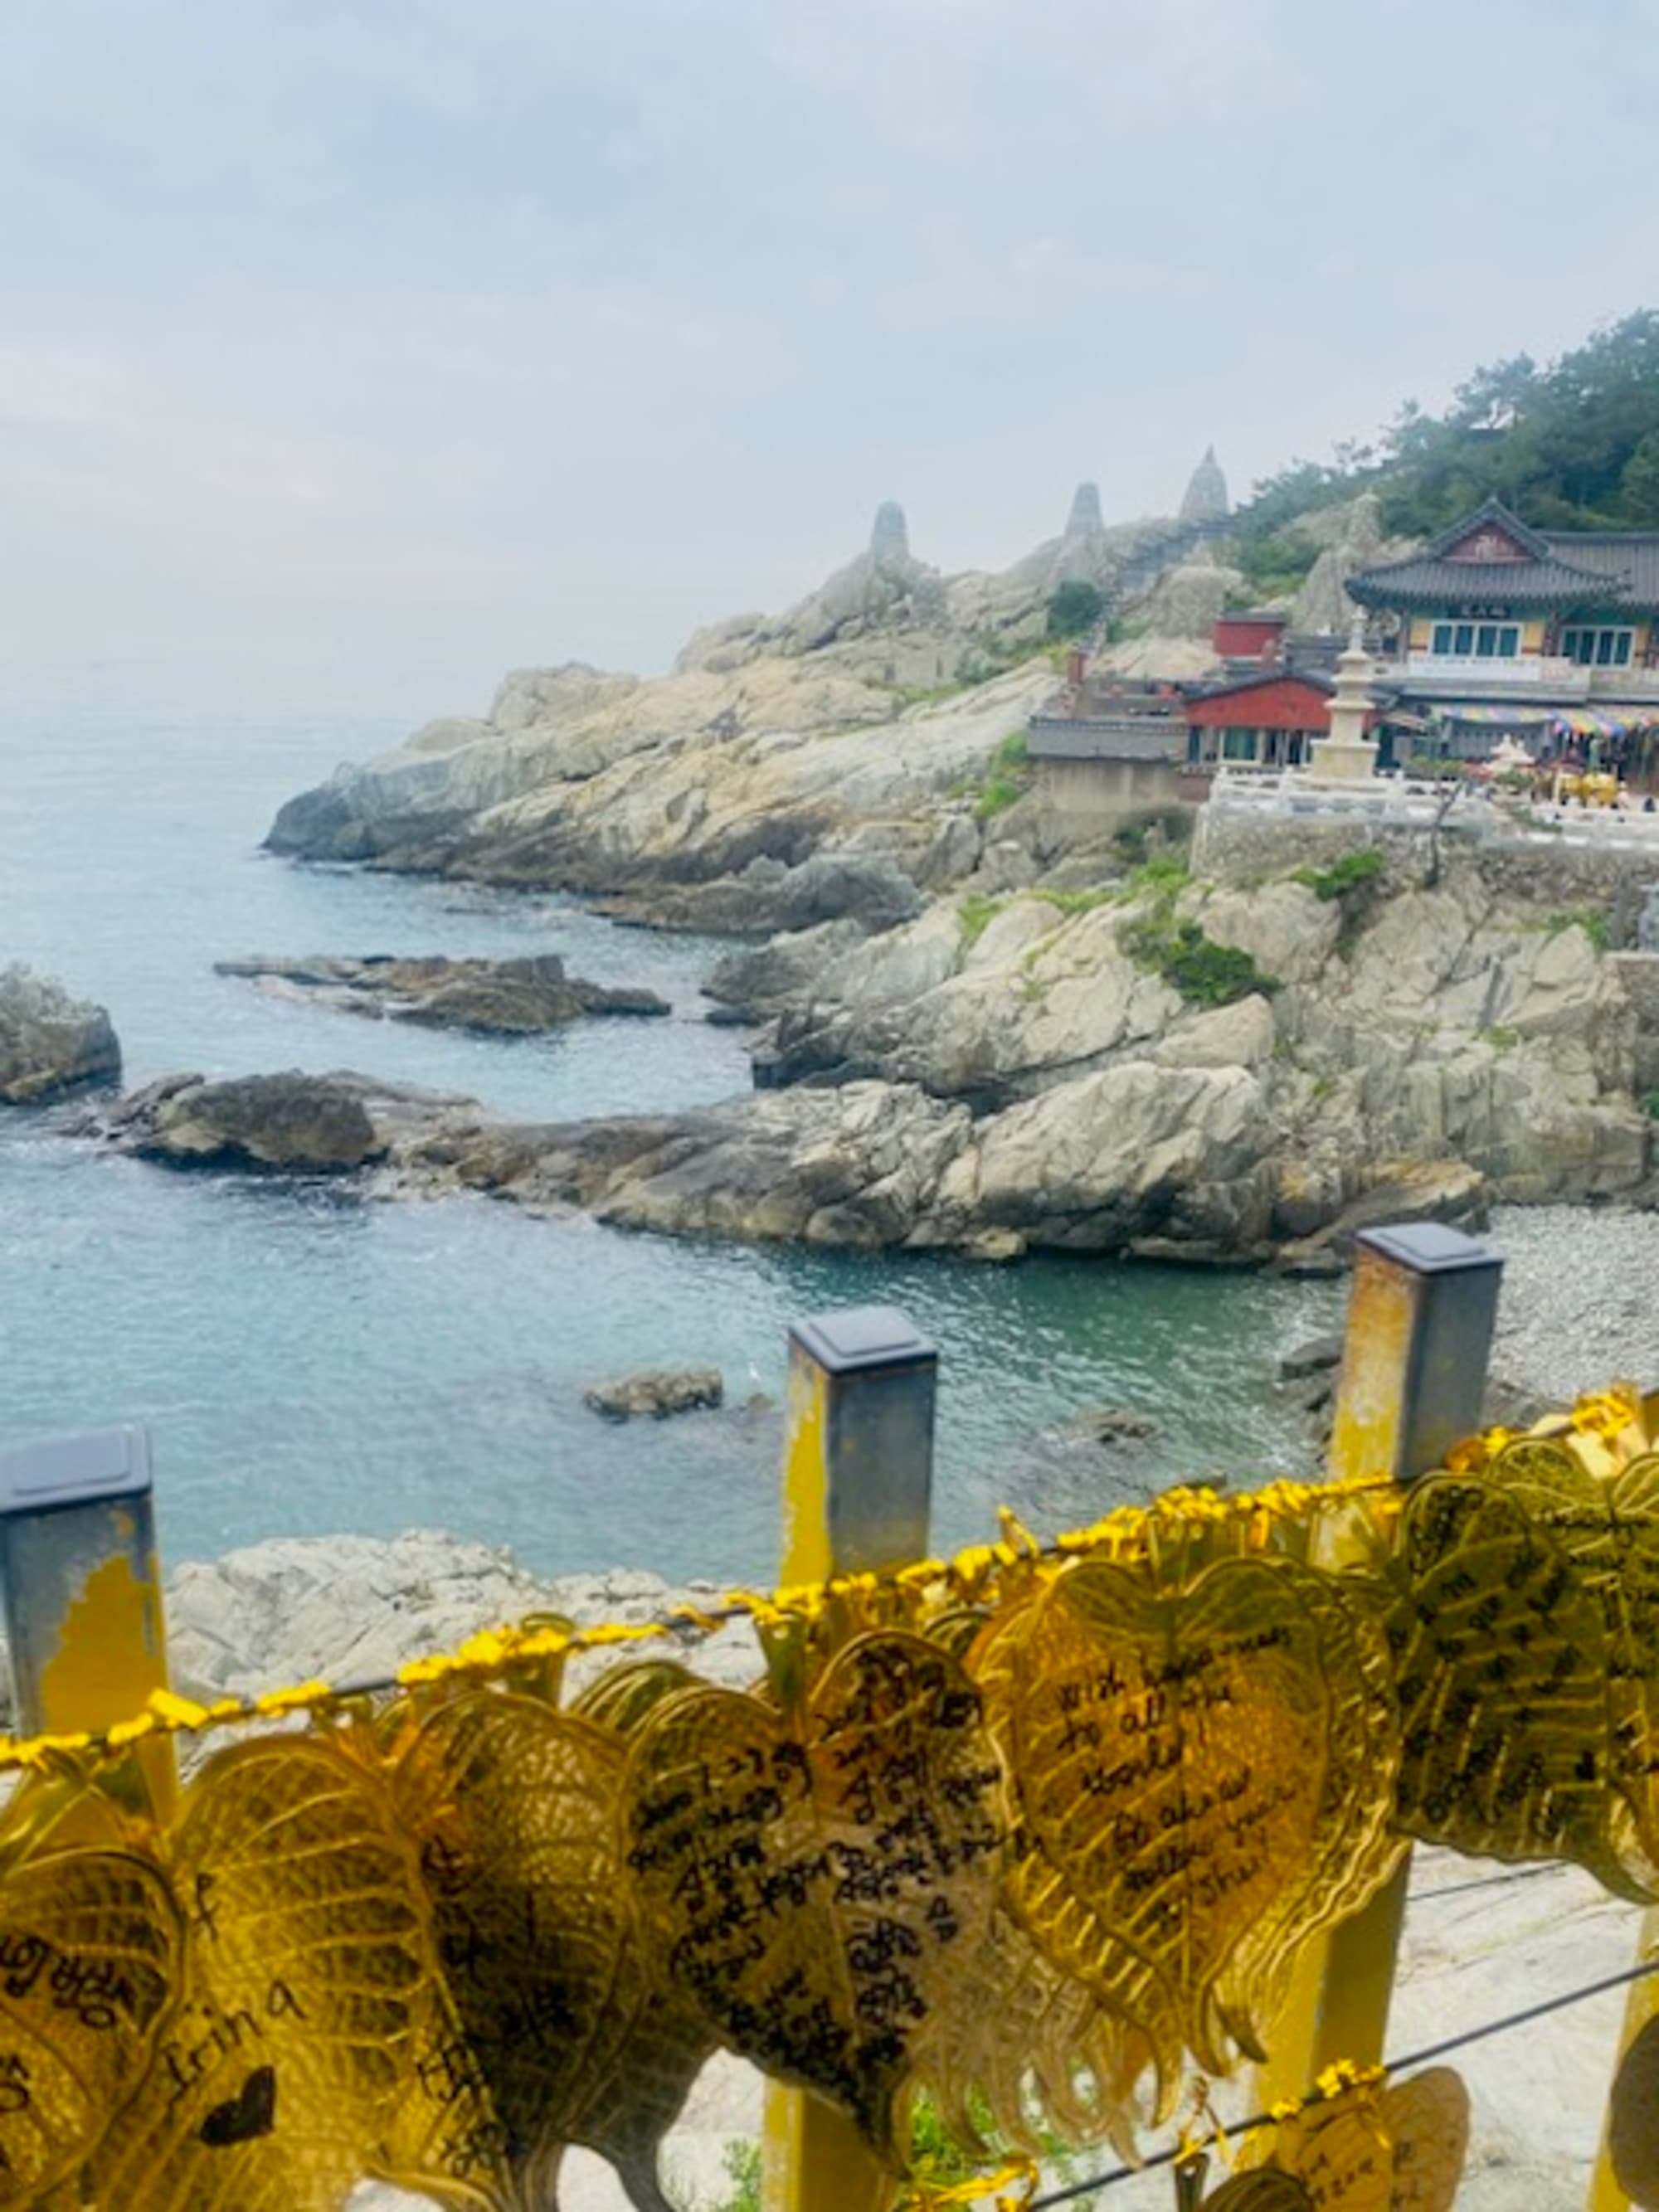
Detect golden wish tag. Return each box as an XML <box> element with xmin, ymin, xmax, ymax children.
<box><xmin>392</xmin><ymin>1689</ymin><xmax>714</xmax><ymax>2212</ymax></box>
<box><xmin>1384</xmin><ymin>1474</ymin><xmax>1622</xmax><ymax>1884</ymax></box>
<box><xmin>1256</xmin><ymin>2069</ymin><xmax>1468</xmax><ymax>2212</ymax></box>
<box><xmin>922</xmin><ymin>1903</ymin><xmax>1152</xmax><ymax>2161</ymax></box>
<box><xmin>1494</xmin><ymin>1437</ymin><xmax>1659</xmax><ymax>1892</ymax></box>
<box><xmin>1202</xmin><ymin>2171</ymin><xmax>1314</xmax><ymax>2210</ymax></box>
<box><xmin>975</xmin><ymin>1556</ymin><xmax>1397</xmax><ymax>2098</ymax></box>
<box><xmin>623</xmin><ymin>1630</ymin><xmax>1008</xmax><ymax>2157</ymax></box>
<box><xmin>1610</xmin><ymin>2013</ymin><xmax>1659</xmax><ymax>2208</ymax></box>
<box><xmin>83</xmin><ymin>1733</ymin><xmax>510</xmax><ymax>2212</ymax></box>
<box><xmin>0</xmin><ymin>1845</ymin><xmax>180</xmax><ymax>2204</ymax></box>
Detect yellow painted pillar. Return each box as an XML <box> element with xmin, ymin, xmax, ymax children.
<box><xmin>0</xmin><ymin>1424</ymin><xmax>176</xmax><ymax>1821</ymax></box>
<box><xmin>762</xmin><ymin>1306</ymin><xmax>938</xmax><ymax>2212</ymax></box>
<box><xmin>1256</xmin><ymin>1223</ymin><xmax>1502</xmax><ymax>2103</ymax></box>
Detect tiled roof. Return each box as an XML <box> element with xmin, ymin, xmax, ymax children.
<box><xmin>1348</xmin><ymin>494</ymin><xmax>1659</xmax><ymax>613</ymax></box>
<box><xmin>1347</xmin><ymin>549</ymin><xmax>1612</xmax><ymax>610</ymax></box>
<box><xmin>1539</xmin><ymin>532</ymin><xmax>1659</xmax><ymax>611</ymax></box>
<box><xmin>1183</xmin><ymin>669</ymin><xmax>1335</xmax><ymax>702</ymax></box>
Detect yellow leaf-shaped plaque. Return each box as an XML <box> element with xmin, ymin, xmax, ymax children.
<box><xmin>1258</xmin><ymin>2069</ymin><xmax>1468</xmax><ymax>2212</ymax></box>
<box><xmin>1495</xmin><ymin>1437</ymin><xmax>1659</xmax><ymax>1890</ymax></box>
<box><xmin>0</xmin><ymin>1845</ymin><xmax>179</xmax><ymax>2202</ymax></box>
<box><xmin>922</xmin><ymin>1904</ymin><xmax>1151</xmax><ymax>2161</ymax></box>
<box><xmin>624</xmin><ymin>1630</ymin><xmax>1008</xmax><ymax>2157</ymax></box>
<box><xmin>1385</xmin><ymin>1474</ymin><xmax>1621</xmax><ymax>1884</ymax></box>
<box><xmin>976</xmin><ymin>1556</ymin><xmax>1397</xmax><ymax>2096</ymax></box>
<box><xmin>1611</xmin><ymin>2014</ymin><xmax>1659</xmax><ymax>2208</ymax></box>
<box><xmin>84</xmin><ymin>1732</ymin><xmax>511</xmax><ymax>2212</ymax></box>
<box><xmin>393</xmin><ymin>1689</ymin><xmax>714</xmax><ymax>2212</ymax></box>
<box><xmin>1203</xmin><ymin>2172</ymin><xmax>1313</xmax><ymax>2210</ymax></box>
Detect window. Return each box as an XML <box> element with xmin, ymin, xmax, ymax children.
<box><xmin>1220</xmin><ymin>727</ymin><xmax>1258</xmax><ymax>761</ymax></box>
<box><xmin>1431</xmin><ymin>621</ymin><xmax>1518</xmax><ymax>658</ymax></box>
<box><xmin>1562</xmin><ymin>626</ymin><xmax>1634</xmax><ymax>667</ymax></box>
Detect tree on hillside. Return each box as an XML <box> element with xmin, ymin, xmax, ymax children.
<box><xmin>1233</xmin><ymin>311</ymin><xmax>1659</xmax><ymax>544</ymax></box>
<box><xmin>1046</xmin><ymin>580</ymin><xmax>1104</xmax><ymax>639</ymax></box>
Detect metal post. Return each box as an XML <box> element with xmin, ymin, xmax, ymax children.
<box><xmin>761</xmin><ymin>1305</ymin><xmax>938</xmax><ymax>2212</ymax></box>
<box><xmin>1255</xmin><ymin>1223</ymin><xmax>1501</xmax><ymax>2103</ymax></box>
<box><xmin>0</xmin><ymin>1425</ymin><xmax>176</xmax><ymax>1821</ymax></box>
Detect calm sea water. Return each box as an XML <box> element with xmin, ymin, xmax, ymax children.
<box><xmin>0</xmin><ymin>662</ymin><xmax>1339</xmax><ymax>1582</ymax></box>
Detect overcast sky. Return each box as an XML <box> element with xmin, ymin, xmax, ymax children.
<box><xmin>2</xmin><ymin>0</ymin><xmax>1657</xmax><ymax>703</ymax></box>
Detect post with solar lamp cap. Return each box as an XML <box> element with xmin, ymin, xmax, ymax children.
<box><xmin>0</xmin><ymin>1424</ymin><xmax>176</xmax><ymax>1821</ymax></box>
<box><xmin>763</xmin><ymin>1303</ymin><xmax>938</xmax><ymax>2212</ymax></box>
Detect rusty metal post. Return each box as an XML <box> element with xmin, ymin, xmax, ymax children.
<box><xmin>762</xmin><ymin>1305</ymin><xmax>938</xmax><ymax>2212</ymax></box>
<box><xmin>1255</xmin><ymin>1222</ymin><xmax>1501</xmax><ymax>2103</ymax></box>
<box><xmin>0</xmin><ymin>1425</ymin><xmax>176</xmax><ymax>1820</ymax></box>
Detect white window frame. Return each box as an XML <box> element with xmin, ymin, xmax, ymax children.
<box><xmin>1561</xmin><ymin>625</ymin><xmax>1635</xmax><ymax>668</ymax></box>
<box><xmin>1430</xmin><ymin>620</ymin><xmax>1520</xmax><ymax>658</ymax></box>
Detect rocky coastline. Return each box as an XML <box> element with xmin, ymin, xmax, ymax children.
<box><xmin>241</xmin><ymin>498</ymin><xmax>1659</xmax><ymax>1272</ymax></box>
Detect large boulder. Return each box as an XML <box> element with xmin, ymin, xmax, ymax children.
<box><xmin>114</xmin><ymin>1072</ymin><xmax>388</xmax><ymax>1171</ymax></box>
<box><xmin>0</xmin><ymin>965</ymin><xmax>120</xmax><ymax>1103</ymax></box>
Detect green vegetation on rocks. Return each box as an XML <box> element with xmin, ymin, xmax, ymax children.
<box><xmin>971</xmin><ymin>730</ymin><xmax>1034</xmax><ymax>820</ymax></box>
<box><xmin>1045</xmin><ymin>579</ymin><xmax>1104</xmax><ymax>639</ymax></box>
<box><xmin>1542</xmin><ymin>907</ymin><xmax>1612</xmax><ymax>952</ymax></box>
<box><xmin>957</xmin><ymin>892</ymin><xmax>1005</xmax><ymax>948</ymax></box>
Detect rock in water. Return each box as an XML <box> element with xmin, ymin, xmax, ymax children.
<box><xmin>583</xmin><ymin>1369</ymin><xmax>725</xmax><ymax>1422</ymax></box>
<box><xmin>1063</xmin><ymin>1405</ymin><xmax>1159</xmax><ymax>1446</ymax></box>
<box><xmin>214</xmin><ymin>953</ymin><xmax>670</xmax><ymax>1033</ymax></box>
<box><xmin>114</xmin><ymin>1072</ymin><xmax>387</xmax><ymax>1171</ymax></box>
<box><xmin>0</xmin><ymin>965</ymin><xmax>121</xmax><ymax>1103</ymax></box>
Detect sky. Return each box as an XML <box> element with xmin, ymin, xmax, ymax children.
<box><xmin>2</xmin><ymin>0</ymin><xmax>1657</xmax><ymax>707</ymax></box>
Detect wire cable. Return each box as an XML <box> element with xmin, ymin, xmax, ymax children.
<box><xmin>1026</xmin><ymin>1953</ymin><xmax>1659</xmax><ymax>2206</ymax></box>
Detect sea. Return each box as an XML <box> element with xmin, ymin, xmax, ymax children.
<box><xmin>0</xmin><ymin>660</ymin><xmax>1340</xmax><ymax>1587</ymax></box>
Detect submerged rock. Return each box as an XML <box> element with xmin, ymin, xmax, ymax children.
<box><xmin>1063</xmin><ymin>1405</ymin><xmax>1160</xmax><ymax>1446</ymax></box>
<box><xmin>0</xmin><ymin>965</ymin><xmax>121</xmax><ymax>1103</ymax></box>
<box><xmin>583</xmin><ymin>1369</ymin><xmax>725</xmax><ymax>1422</ymax></box>
<box><xmin>216</xmin><ymin>952</ymin><xmax>669</xmax><ymax>1033</ymax></box>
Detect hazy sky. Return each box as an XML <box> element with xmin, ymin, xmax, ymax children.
<box><xmin>2</xmin><ymin>0</ymin><xmax>1657</xmax><ymax>702</ymax></box>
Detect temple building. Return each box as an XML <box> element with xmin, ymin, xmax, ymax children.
<box><xmin>1345</xmin><ymin>496</ymin><xmax>1659</xmax><ymax>756</ymax></box>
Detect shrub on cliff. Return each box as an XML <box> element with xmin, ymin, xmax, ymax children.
<box><xmin>1045</xmin><ymin>579</ymin><xmax>1104</xmax><ymax>639</ymax></box>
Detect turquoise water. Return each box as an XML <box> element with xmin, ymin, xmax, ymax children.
<box><xmin>0</xmin><ymin>663</ymin><xmax>1340</xmax><ymax>1582</ymax></box>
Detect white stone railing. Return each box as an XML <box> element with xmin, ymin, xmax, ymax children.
<box><xmin>1525</xmin><ymin>804</ymin><xmax>1659</xmax><ymax>846</ymax></box>
<box><xmin>1205</xmin><ymin>767</ymin><xmax>1491</xmax><ymax>825</ymax></box>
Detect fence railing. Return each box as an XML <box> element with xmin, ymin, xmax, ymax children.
<box><xmin>1</xmin><ymin>1225</ymin><xmax>1657</xmax><ymax>2210</ymax></box>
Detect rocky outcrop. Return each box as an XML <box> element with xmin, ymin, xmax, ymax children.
<box><xmin>85</xmin><ymin>1070</ymin><xmax>453</xmax><ymax>1173</ymax></box>
<box><xmin>214</xmin><ymin>953</ymin><xmax>669</xmax><ymax>1033</ymax></box>
<box><xmin>71</xmin><ymin>843</ymin><xmax>1659</xmax><ymax>1260</ymax></box>
<box><xmin>1136</xmin><ymin>547</ymin><xmax>1247</xmax><ymax>639</ymax></box>
<box><xmin>583</xmin><ymin>1369</ymin><xmax>724</xmax><ymax>1421</ymax></box>
<box><xmin>1292</xmin><ymin>493</ymin><xmax>1418</xmax><ymax>634</ymax></box>
<box><xmin>262</xmin><ymin>483</ymin><xmax>1218</xmax><ymax>897</ymax></box>
<box><xmin>0</xmin><ymin>965</ymin><xmax>121</xmax><ymax>1103</ymax></box>
<box><xmin>1179</xmin><ymin>445</ymin><xmax>1229</xmax><ymax>525</ymax></box>
<box><xmin>165</xmin><ymin>1530</ymin><xmax>761</xmax><ymax>1714</ymax></box>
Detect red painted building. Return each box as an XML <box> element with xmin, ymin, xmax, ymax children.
<box><xmin>1212</xmin><ymin>610</ymin><xmax>1288</xmax><ymax>661</ymax></box>
<box><xmin>1183</xmin><ymin>669</ymin><xmax>1381</xmax><ymax>770</ymax></box>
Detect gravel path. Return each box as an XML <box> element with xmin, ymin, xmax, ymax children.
<box><xmin>1488</xmin><ymin>1204</ymin><xmax>1659</xmax><ymax>1401</ymax></box>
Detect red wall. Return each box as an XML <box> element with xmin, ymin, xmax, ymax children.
<box><xmin>1213</xmin><ymin>615</ymin><xmax>1287</xmax><ymax>659</ymax></box>
<box><xmin>1185</xmin><ymin>678</ymin><xmax>1351</xmax><ymax>734</ymax></box>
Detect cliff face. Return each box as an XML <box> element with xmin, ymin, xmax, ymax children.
<box><xmin>265</xmin><ymin>493</ymin><xmax>1211</xmax><ymax>911</ymax></box>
